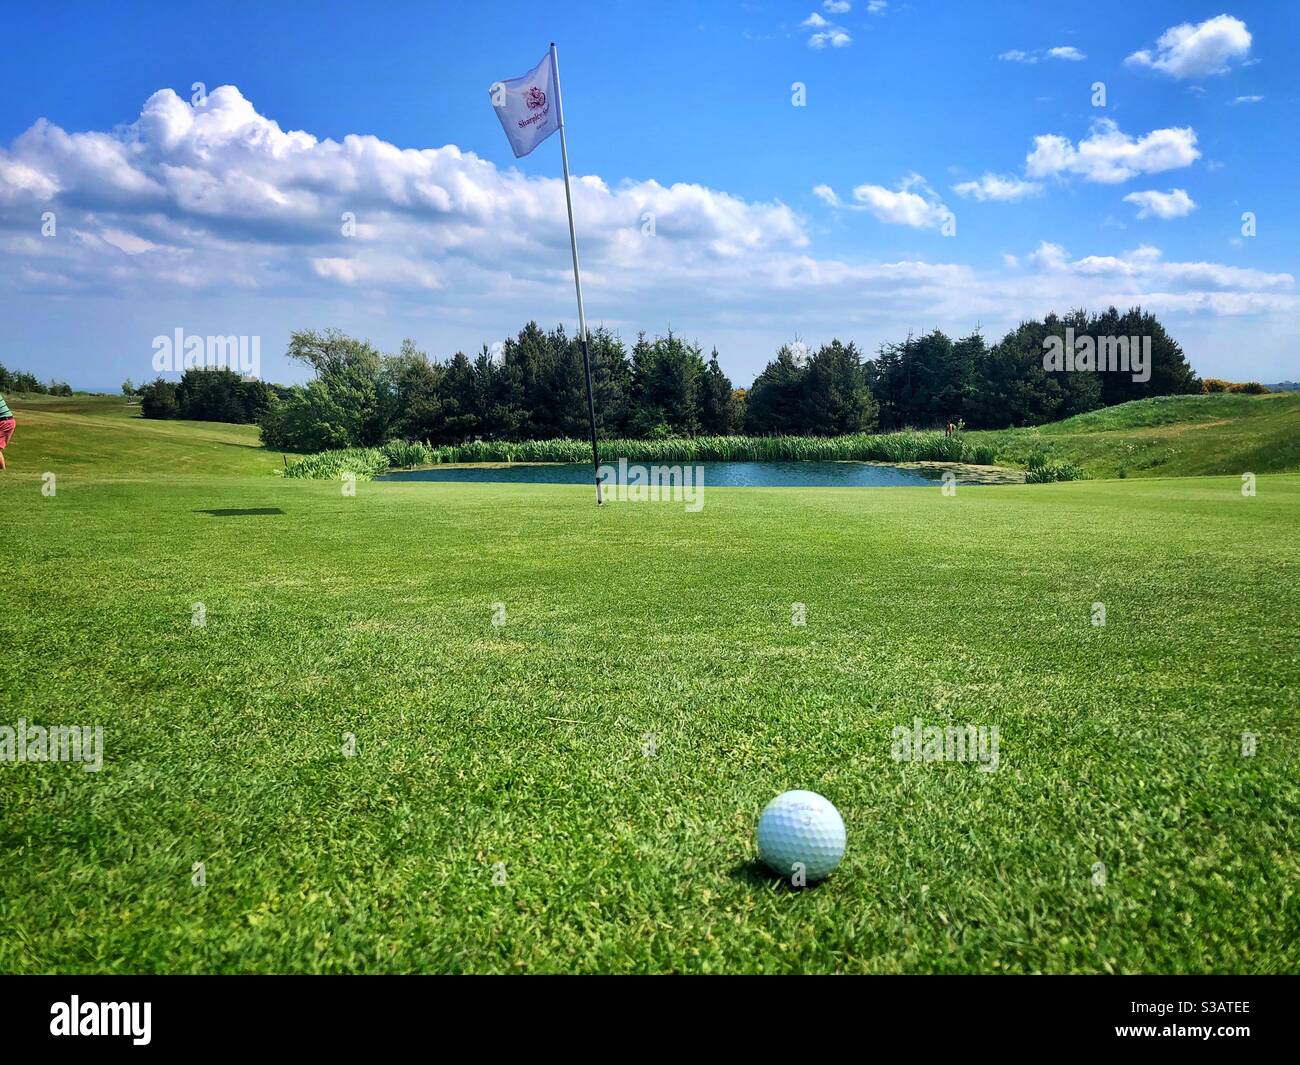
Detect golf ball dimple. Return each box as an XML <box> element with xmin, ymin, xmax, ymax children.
<box><xmin>756</xmin><ymin>790</ymin><xmax>846</xmax><ymax>883</ymax></box>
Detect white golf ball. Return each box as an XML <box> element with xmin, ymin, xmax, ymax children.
<box><xmin>756</xmin><ymin>790</ymin><xmax>846</xmax><ymax>883</ymax></box>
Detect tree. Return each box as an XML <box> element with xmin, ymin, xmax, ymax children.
<box><xmin>439</xmin><ymin>351</ymin><xmax>481</xmax><ymax>442</ymax></box>
<box><xmin>175</xmin><ymin>368</ymin><xmax>248</xmax><ymax>422</ymax></box>
<box><xmin>744</xmin><ymin>345</ymin><xmax>807</xmax><ymax>434</ymax></box>
<box><xmin>627</xmin><ymin>332</ymin><xmax>707</xmax><ymax>436</ymax></box>
<box><xmin>282</xmin><ymin>328</ymin><xmax>394</xmax><ymax>446</ymax></box>
<box><xmin>699</xmin><ymin>348</ymin><xmax>739</xmax><ymax>434</ymax></box>
<box><xmin>387</xmin><ymin>339</ymin><xmax>445</xmax><ymax>442</ymax></box>
<box><xmin>588</xmin><ymin>327</ymin><xmax>632</xmax><ymax>435</ymax></box>
<box><xmin>799</xmin><ymin>340</ymin><xmax>878</xmax><ymax>435</ymax></box>
<box><xmin>139</xmin><ymin>378</ymin><xmax>180</xmax><ymax>419</ymax></box>
<box><xmin>1094</xmin><ymin>306</ymin><xmax>1199</xmax><ymax>404</ymax></box>
<box><xmin>967</xmin><ymin>321</ymin><xmax>1063</xmax><ymax>429</ymax></box>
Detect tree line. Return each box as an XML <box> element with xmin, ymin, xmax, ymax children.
<box><xmin>0</xmin><ymin>362</ymin><xmax>72</xmax><ymax>396</ymax></box>
<box><xmin>130</xmin><ymin>307</ymin><xmax>1203</xmax><ymax>451</ymax></box>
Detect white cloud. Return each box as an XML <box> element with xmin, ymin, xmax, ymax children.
<box><xmin>0</xmin><ymin>84</ymin><xmax>810</xmax><ymax>305</ymax></box>
<box><xmin>951</xmin><ymin>173</ymin><xmax>1043</xmax><ymax>202</ymax></box>
<box><xmin>1000</xmin><ymin>46</ymin><xmax>1086</xmax><ymax>64</ymax></box>
<box><xmin>802</xmin><ymin>9</ymin><xmax>851</xmax><ymax>47</ymax></box>
<box><xmin>0</xmin><ymin>85</ymin><xmax>1292</xmax><ymax>386</ymax></box>
<box><xmin>1030</xmin><ymin>241</ymin><xmax>1070</xmax><ymax>270</ymax></box>
<box><xmin>816</xmin><ymin>174</ymin><xmax>952</xmax><ymax>228</ymax></box>
<box><xmin>854</xmin><ymin>185</ymin><xmax>948</xmax><ymax>228</ymax></box>
<box><xmin>809</xmin><ymin>29</ymin><xmax>852</xmax><ymax>49</ymax></box>
<box><xmin>1123</xmin><ymin>188</ymin><xmax>1196</xmax><ymax>220</ymax></box>
<box><xmin>1229</xmin><ymin>95</ymin><xmax>1263</xmax><ymax>105</ymax></box>
<box><xmin>1025</xmin><ymin>118</ymin><xmax>1200</xmax><ymax>184</ymax></box>
<box><xmin>823</xmin><ymin>1</ymin><xmax>852</xmax><ymax>13</ymax></box>
<box><xmin>866</xmin><ymin>1</ymin><xmax>887</xmax><ymax>13</ymax></box>
<box><xmin>1126</xmin><ymin>15</ymin><xmax>1252</xmax><ymax>79</ymax></box>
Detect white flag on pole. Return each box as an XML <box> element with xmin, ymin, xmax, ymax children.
<box><xmin>490</xmin><ymin>51</ymin><xmax>560</xmax><ymax>158</ymax></box>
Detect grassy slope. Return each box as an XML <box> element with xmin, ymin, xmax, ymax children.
<box><xmin>0</xmin><ymin>397</ymin><xmax>1297</xmax><ymax>973</ymax></box>
<box><xmin>969</xmin><ymin>392</ymin><xmax>1300</xmax><ymax>479</ymax></box>
<box><xmin>3</xmin><ymin>394</ymin><xmax>280</xmax><ymax>477</ymax></box>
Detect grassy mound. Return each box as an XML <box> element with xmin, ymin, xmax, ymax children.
<box><xmin>1</xmin><ymin>394</ymin><xmax>279</xmax><ymax>478</ymax></box>
<box><xmin>970</xmin><ymin>392</ymin><xmax>1300</xmax><ymax>479</ymax></box>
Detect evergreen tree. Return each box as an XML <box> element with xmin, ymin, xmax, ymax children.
<box><xmin>699</xmin><ymin>348</ymin><xmax>739</xmax><ymax>434</ymax></box>
<box><xmin>799</xmin><ymin>340</ymin><xmax>878</xmax><ymax>434</ymax></box>
<box><xmin>744</xmin><ymin>345</ymin><xmax>807</xmax><ymax>434</ymax></box>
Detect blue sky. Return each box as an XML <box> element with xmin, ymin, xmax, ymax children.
<box><xmin>0</xmin><ymin>1</ymin><xmax>1295</xmax><ymax>388</ymax></box>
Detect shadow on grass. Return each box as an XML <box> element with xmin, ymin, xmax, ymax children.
<box><xmin>729</xmin><ymin>859</ymin><xmax>827</xmax><ymax>893</ymax></box>
<box><xmin>194</xmin><ymin>507</ymin><xmax>285</xmax><ymax>517</ymax></box>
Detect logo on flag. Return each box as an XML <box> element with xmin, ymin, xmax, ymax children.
<box><xmin>490</xmin><ymin>51</ymin><xmax>560</xmax><ymax>158</ymax></box>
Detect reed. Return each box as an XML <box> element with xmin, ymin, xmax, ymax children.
<box><xmin>284</xmin><ymin>430</ymin><xmax>998</xmax><ymax>479</ymax></box>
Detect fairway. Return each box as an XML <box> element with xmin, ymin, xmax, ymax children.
<box><xmin>2</xmin><ymin>409</ymin><xmax>1297</xmax><ymax>973</ymax></box>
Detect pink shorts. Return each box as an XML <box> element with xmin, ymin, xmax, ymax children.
<box><xmin>0</xmin><ymin>418</ymin><xmax>14</xmax><ymax>449</ymax></box>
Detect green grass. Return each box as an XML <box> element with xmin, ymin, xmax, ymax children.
<box><xmin>0</xmin><ymin>396</ymin><xmax>1297</xmax><ymax>973</ymax></box>
<box><xmin>4</xmin><ymin>393</ymin><xmax>281</xmax><ymax>477</ymax></box>
<box><xmin>970</xmin><ymin>392</ymin><xmax>1300</xmax><ymax>479</ymax></box>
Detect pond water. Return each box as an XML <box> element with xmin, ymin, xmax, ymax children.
<box><xmin>377</xmin><ymin>461</ymin><xmax>943</xmax><ymax>488</ymax></box>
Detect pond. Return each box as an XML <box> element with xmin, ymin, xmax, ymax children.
<box><xmin>377</xmin><ymin>461</ymin><xmax>945</xmax><ymax>488</ymax></box>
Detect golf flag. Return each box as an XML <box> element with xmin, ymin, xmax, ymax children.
<box><xmin>488</xmin><ymin>45</ymin><xmax>604</xmax><ymax>504</ymax></box>
<box><xmin>490</xmin><ymin>51</ymin><xmax>560</xmax><ymax>158</ymax></box>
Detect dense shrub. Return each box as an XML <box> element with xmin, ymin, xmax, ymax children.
<box><xmin>1202</xmin><ymin>378</ymin><xmax>1269</xmax><ymax>395</ymax></box>
<box><xmin>1025</xmin><ymin>460</ymin><xmax>1083</xmax><ymax>483</ymax></box>
<box><xmin>139</xmin><ymin>378</ymin><xmax>180</xmax><ymax>419</ymax></box>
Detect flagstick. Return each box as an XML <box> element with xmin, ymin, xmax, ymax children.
<box><xmin>550</xmin><ymin>42</ymin><xmax>604</xmax><ymax>505</ymax></box>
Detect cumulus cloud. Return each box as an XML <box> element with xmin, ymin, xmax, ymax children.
<box><xmin>815</xmin><ymin>174</ymin><xmax>952</xmax><ymax>228</ymax></box>
<box><xmin>1229</xmin><ymin>94</ymin><xmax>1263</xmax><ymax>105</ymax></box>
<box><xmin>0</xmin><ymin>85</ymin><xmax>810</xmax><ymax>302</ymax></box>
<box><xmin>1029</xmin><ymin>241</ymin><xmax>1070</xmax><ymax>271</ymax></box>
<box><xmin>1126</xmin><ymin>15</ymin><xmax>1252</xmax><ymax>79</ymax></box>
<box><xmin>951</xmin><ymin>173</ymin><xmax>1043</xmax><ymax>202</ymax></box>
<box><xmin>823</xmin><ymin>1</ymin><xmax>852</xmax><ymax>12</ymax></box>
<box><xmin>1046</xmin><ymin>46</ymin><xmax>1086</xmax><ymax>61</ymax></box>
<box><xmin>1025</xmin><ymin>118</ymin><xmax>1200</xmax><ymax>183</ymax></box>
<box><xmin>1123</xmin><ymin>188</ymin><xmax>1196</xmax><ymax>220</ymax></box>
<box><xmin>802</xmin><ymin>9</ymin><xmax>852</xmax><ymax>47</ymax></box>
<box><xmin>866</xmin><ymin>1</ymin><xmax>887</xmax><ymax>13</ymax></box>
<box><xmin>0</xmin><ymin>85</ymin><xmax>1292</xmax><ymax>384</ymax></box>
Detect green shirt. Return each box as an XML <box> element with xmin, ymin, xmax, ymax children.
<box><xmin>0</xmin><ymin>394</ymin><xmax>11</xmax><ymax>420</ymax></box>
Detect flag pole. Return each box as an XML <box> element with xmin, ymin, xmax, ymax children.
<box><xmin>550</xmin><ymin>42</ymin><xmax>604</xmax><ymax>505</ymax></box>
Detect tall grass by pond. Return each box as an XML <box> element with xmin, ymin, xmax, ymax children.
<box><xmin>282</xmin><ymin>431</ymin><xmax>1000</xmax><ymax>480</ymax></box>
